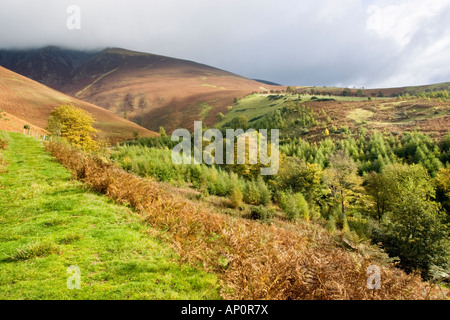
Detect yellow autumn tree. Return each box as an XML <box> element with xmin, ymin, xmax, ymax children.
<box><xmin>47</xmin><ymin>105</ymin><xmax>98</xmax><ymax>151</ymax></box>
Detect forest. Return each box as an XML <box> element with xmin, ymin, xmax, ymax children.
<box><xmin>111</xmin><ymin>126</ymin><xmax>450</xmax><ymax>280</ymax></box>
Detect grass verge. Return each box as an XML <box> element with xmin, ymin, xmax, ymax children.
<box><xmin>0</xmin><ymin>132</ymin><xmax>219</xmax><ymax>299</ymax></box>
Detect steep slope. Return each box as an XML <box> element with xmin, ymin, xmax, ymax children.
<box><xmin>0</xmin><ymin>46</ymin><xmax>96</xmax><ymax>88</ymax></box>
<box><xmin>0</xmin><ymin>66</ymin><xmax>156</xmax><ymax>142</ymax></box>
<box><xmin>0</xmin><ymin>47</ymin><xmax>278</xmax><ymax>132</ymax></box>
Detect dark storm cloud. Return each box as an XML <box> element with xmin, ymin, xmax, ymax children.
<box><xmin>0</xmin><ymin>0</ymin><xmax>449</xmax><ymax>88</ymax></box>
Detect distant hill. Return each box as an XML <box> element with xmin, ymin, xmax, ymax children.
<box><xmin>253</xmin><ymin>79</ymin><xmax>282</xmax><ymax>86</ymax></box>
<box><xmin>0</xmin><ymin>47</ymin><xmax>278</xmax><ymax>132</ymax></box>
<box><xmin>0</xmin><ymin>66</ymin><xmax>156</xmax><ymax>143</ymax></box>
<box><xmin>291</xmin><ymin>82</ymin><xmax>450</xmax><ymax>98</ymax></box>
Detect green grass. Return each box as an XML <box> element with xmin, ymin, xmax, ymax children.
<box><xmin>216</xmin><ymin>94</ymin><xmax>288</xmax><ymax>128</ymax></box>
<box><xmin>201</xmin><ymin>84</ymin><xmax>225</xmax><ymax>90</ymax></box>
<box><xmin>198</xmin><ymin>102</ymin><xmax>214</xmax><ymax>121</ymax></box>
<box><xmin>0</xmin><ymin>132</ymin><xmax>220</xmax><ymax>300</ymax></box>
<box><xmin>347</xmin><ymin>108</ymin><xmax>374</xmax><ymax>123</ymax></box>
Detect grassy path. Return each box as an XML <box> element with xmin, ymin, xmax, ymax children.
<box><xmin>0</xmin><ymin>132</ymin><xmax>219</xmax><ymax>299</ymax></box>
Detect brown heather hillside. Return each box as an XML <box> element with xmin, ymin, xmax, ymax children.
<box><xmin>0</xmin><ymin>66</ymin><xmax>157</xmax><ymax>143</ymax></box>
<box><xmin>65</xmin><ymin>48</ymin><xmax>279</xmax><ymax>132</ymax></box>
<box><xmin>303</xmin><ymin>98</ymin><xmax>450</xmax><ymax>141</ymax></box>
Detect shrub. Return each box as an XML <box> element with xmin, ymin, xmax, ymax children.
<box><xmin>279</xmin><ymin>191</ymin><xmax>310</xmax><ymax>221</ymax></box>
<box><xmin>341</xmin><ymin>126</ymin><xmax>351</xmax><ymax>135</ymax></box>
<box><xmin>159</xmin><ymin>126</ymin><xmax>167</xmax><ymax>137</ymax></box>
<box><xmin>243</xmin><ymin>180</ymin><xmax>261</xmax><ymax>205</ymax></box>
<box><xmin>228</xmin><ymin>173</ymin><xmax>243</xmax><ymax>208</ymax></box>
<box><xmin>206</xmin><ymin>168</ymin><xmax>230</xmax><ymax>197</ymax></box>
<box><xmin>229</xmin><ymin>184</ymin><xmax>243</xmax><ymax>209</ymax></box>
<box><xmin>347</xmin><ymin>216</ymin><xmax>371</xmax><ymax>239</ymax></box>
<box><xmin>256</xmin><ymin>176</ymin><xmax>271</xmax><ymax>206</ymax></box>
<box><xmin>250</xmin><ymin>205</ymin><xmax>274</xmax><ymax>223</ymax></box>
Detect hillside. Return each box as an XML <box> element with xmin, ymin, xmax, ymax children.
<box><xmin>0</xmin><ymin>66</ymin><xmax>156</xmax><ymax>143</ymax></box>
<box><xmin>1</xmin><ymin>129</ymin><xmax>448</xmax><ymax>299</ymax></box>
<box><xmin>0</xmin><ymin>47</ymin><xmax>278</xmax><ymax>132</ymax></box>
<box><xmin>289</xmin><ymin>82</ymin><xmax>450</xmax><ymax>98</ymax></box>
<box><xmin>217</xmin><ymin>93</ymin><xmax>450</xmax><ymax>141</ymax></box>
<box><xmin>40</xmin><ymin>133</ymin><xmax>449</xmax><ymax>300</ymax></box>
<box><xmin>0</xmin><ymin>132</ymin><xmax>218</xmax><ymax>299</ymax></box>
<box><xmin>2</xmin><ymin>47</ymin><xmax>450</xmax><ymax>134</ymax></box>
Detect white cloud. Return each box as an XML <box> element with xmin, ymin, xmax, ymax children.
<box><xmin>364</xmin><ymin>0</ymin><xmax>450</xmax><ymax>87</ymax></box>
<box><xmin>366</xmin><ymin>0</ymin><xmax>450</xmax><ymax>47</ymax></box>
<box><xmin>0</xmin><ymin>0</ymin><xmax>449</xmax><ymax>88</ymax></box>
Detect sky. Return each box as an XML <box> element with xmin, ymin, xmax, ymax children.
<box><xmin>0</xmin><ymin>0</ymin><xmax>449</xmax><ymax>88</ymax></box>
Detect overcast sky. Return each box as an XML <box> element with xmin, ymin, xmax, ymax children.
<box><xmin>1</xmin><ymin>0</ymin><xmax>449</xmax><ymax>88</ymax></box>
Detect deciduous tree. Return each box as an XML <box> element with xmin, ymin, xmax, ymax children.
<box><xmin>47</xmin><ymin>105</ymin><xmax>98</xmax><ymax>151</ymax></box>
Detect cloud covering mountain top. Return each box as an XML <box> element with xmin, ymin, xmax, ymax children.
<box><xmin>1</xmin><ymin>0</ymin><xmax>449</xmax><ymax>88</ymax></box>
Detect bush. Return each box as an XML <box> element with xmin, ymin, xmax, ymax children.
<box><xmin>256</xmin><ymin>176</ymin><xmax>271</xmax><ymax>206</ymax></box>
<box><xmin>206</xmin><ymin>168</ymin><xmax>231</xmax><ymax>197</ymax></box>
<box><xmin>243</xmin><ymin>180</ymin><xmax>261</xmax><ymax>205</ymax></box>
<box><xmin>279</xmin><ymin>191</ymin><xmax>310</xmax><ymax>221</ymax></box>
<box><xmin>242</xmin><ymin>177</ymin><xmax>271</xmax><ymax>206</ymax></box>
<box><xmin>228</xmin><ymin>173</ymin><xmax>243</xmax><ymax>208</ymax></box>
<box><xmin>377</xmin><ymin>193</ymin><xmax>448</xmax><ymax>279</ymax></box>
<box><xmin>250</xmin><ymin>205</ymin><xmax>274</xmax><ymax>223</ymax></box>
<box><xmin>347</xmin><ymin>216</ymin><xmax>371</xmax><ymax>239</ymax></box>
<box><xmin>229</xmin><ymin>184</ymin><xmax>243</xmax><ymax>208</ymax></box>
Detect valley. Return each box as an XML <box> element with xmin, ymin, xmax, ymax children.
<box><xmin>0</xmin><ymin>46</ymin><xmax>449</xmax><ymax>301</ymax></box>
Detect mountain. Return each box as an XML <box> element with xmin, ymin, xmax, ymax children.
<box><xmin>0</xmin><ymin>66</ymin><xmax>156</xmax><ymax>142</ymax></box>
<box><xmin>0</xmin><ymin>46</ymin><xmax>278</xmax><ymax>132</ymax></box>
<box><xmin>0</xmin><ymin>46</ymin><xmax>96</xmax><ymax>88</ymax></box>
